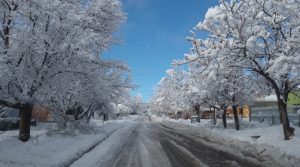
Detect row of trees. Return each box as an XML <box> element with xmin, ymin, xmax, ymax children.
<box><xmin>0</xmin><ymin>0</ymin><xmax>131</xmax><ymax>141</ymax></box>
<box><xmin>114</xmin><ymin>95</ymin><xmax>145</xmax><ymax>117</ymax></box>
<box><xmin>150</xmin><ymin>0</ymin><xmax>300</xmax><ymax>140</ymax></box>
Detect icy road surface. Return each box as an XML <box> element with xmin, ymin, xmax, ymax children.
<box><xmin>71</xmin><ymin>117</ymin><xmax>261</xmax><ymax>167</ymax></box>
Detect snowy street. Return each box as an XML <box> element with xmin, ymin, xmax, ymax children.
<box><xmin>0</xmin><ymin>0</ymin><xmax>300</xmax><ymax>166</ymax></box>
<box><xmin>71</xmin><ymin>116</ymin><xmax>260</xmax><ymax>167</ymax></box>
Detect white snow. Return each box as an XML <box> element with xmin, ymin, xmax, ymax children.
<box><xmin>256</xmin><ymin>94</ymin><xmax>277</xmax><ymax>101</ymax></box>
<box><xmin>70</xmin><ymin>121</ymin><xmax>138</xmax><ymax>167</ymax></box>
<box><xmin>246</xmin><ymin>36</ymin><xmax>257</xmax><ymax>49</ymax></box>
<box><xmin>262</xmin><ymin>94</ymin><xmax>277</xmax><ymax>101</ymax></box>
<box><xmin>168</xmin><ymin>140</ymin><xmax>209</xmax><ymax>167</ymax></box>
<box><xmin>3</xmin><ymin>114</ymin><xmax>300</xmax><ymax>167</ymax></box>
<box><xmin>71</xmin><ymin>116</ymin><xmax>172</xmax><ymax>167</ymax></box>
<box><xmin>0</xmin><ymin>116</ymin><xmax>139</xmax><ymax>167</ymax></box>
<box><xmin>154</xmin><ymin>116</ymin><xmax>300</xmax><ymax>166</ymax></box>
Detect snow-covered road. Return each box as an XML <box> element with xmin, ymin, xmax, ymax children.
<box><xmin>71</xmin><ymin>117</ymin><xmax>261</xmax><ymax>167</ymax></box>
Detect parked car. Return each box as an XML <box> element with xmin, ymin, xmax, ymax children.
<box><xmin>0</xmin><ymin>108</ymin><xmax>20</xmax><ymax>131</ymax></box>
<box><xmin>0</xmin><ymin>117</ymin><xmax>19</xmax><ymax>131</ymax></box>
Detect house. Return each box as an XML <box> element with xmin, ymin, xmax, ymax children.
<box><xmin>251</xmin><ymin>94</ymin><xmax>280</xmax><ymax>123</ymax></box>
<box><xmin>251</xmin><ymin>92</ymin><xmax>300</xmax><ymax>125</ymax></box>
<box><xmin>0</xmin><ymin>105</ymin><xmax>54</xmax><ymax>122</ymax></box>
<box><xmin>32</xmin><ymin>105</ymin><xmax>54</xmax><ymax>122</ymax></box>
<box><xmin>199</xmin><ymin>108</ymin><xmax>214</xmax><ymax>119</ymax></box>
<box><xmin>226</xmin><ymin>105</ymin><xmax>250</xmax><ymax>118</ymax></box>
<box><xmin>170</xmin><ymin>110</ymin><xmax>191</xmax><ymax>120</ymax></box>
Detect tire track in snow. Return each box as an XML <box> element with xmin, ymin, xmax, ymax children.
<box><xmin>111</xmin><ymin>126</ymin><xmax>142</xmax><ymax>167</ymax></box>
<box><xmin>161</xmin><ymin>139</ymin><xmax>209</xmax><ymax>167</ymax></box>
<box><xmin>159</xmin><ymin>122</ymin><xmax>261</xmax><ymax>167</ymax></box>
<box><xmin>69</xmin><ymin>122</ymin><xmax>140</xmax><ymax>167</ymax></box>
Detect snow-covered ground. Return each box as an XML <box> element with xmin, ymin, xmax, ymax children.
<box><xmin>151</xmin><ymin>115</ymin><xmax>300</xmax><ymax>166</ymax></box>
<box><xmin>2</xmin><ymin>114</ymin><xmax>300</xmax><ymax>167</ymax></box>
<box><xmin>0</xmin><ymin>116</ymin><xmax>139</xmax><ymax>167</ymax></box>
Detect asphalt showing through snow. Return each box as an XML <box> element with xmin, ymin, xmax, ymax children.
<box><xmin>71</xmin><ymin>117</ymin><xmax>262</xmax><ymax>167</ymax></box>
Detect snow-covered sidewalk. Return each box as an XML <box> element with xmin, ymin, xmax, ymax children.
<box><xmin>70</xmin><ymin>121</ymin><xmax>139</xmax><ymax>167</ymax></box>
<box><xmin>152</xmin><ymin>115</ymin><xmax>300</xmax><ymax>166</ymax></box>
<box><xmin>0</xmin><ymin>116</ymin><xmax>139</xmax><ymax>167</ymax></box>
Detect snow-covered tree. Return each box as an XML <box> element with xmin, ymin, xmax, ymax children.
<box><xmin>181</xmin><ymin>0</ymin><xmax>300</xmax><ymax>139</ymax></box>
<box><xmin>150</xmin><ymin>69</ymin><xmax>190</xmax><ymax>116</ymax></box>
<box><xmin>130</xmin><ymin>94</ymin><xmax>143</xmax><ymax>114</ymax></box>
<box><xmin>50</xmin><ymin>60</ymin><xmax>131</xmax><ymax>121</ymax></box>
<box><xmin>0</xmin><ymin>0</ymin><xmax>127</xmax><ymax>141</ymax></box>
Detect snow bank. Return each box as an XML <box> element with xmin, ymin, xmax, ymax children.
<box><xmin>70</xmin><ymin>121</ymin><xmax>138</xmax><ymax>167</ymax></box>
<box><xmin>0</xmin><ymin>119</ymin><xmax>137</xmax><ymax>167</ymax></box>
<box><xmin>149</xmin><ymin>115</ymin><xmax>170</xmax><ymax>122</ymax></box>
<box><xmin>154</xmin><ymin>116</ymin><xmax>300</xmax><ymax>167</ymax></box>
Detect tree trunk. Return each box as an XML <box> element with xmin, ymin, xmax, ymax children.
<box><xmin>232</xmin><ymin>105</ymin><xmax>239</xmax><ymax>130</ymax></box>
<box><xmin>213</xmin><ymin>107</ymin><xmax>216</xmax><ymax>125</ymax></box>
<box><xmin>194</xmin><ymin>103</ymin><xmax>200</xmax><ymax>116</ymax></box>
<box><xmin>279</xmin><ymin>112</ymin><xmax>282</xmax><ymax>124</ymax></box>
<box><xmin>103</xmin><ymin>114</ymin><xmax>108</xmax><ymax>121</ymax></box>
<box><xmin>249</xmin><ymin>106</ymin><xmax>252</xmax><ymax>122</ymax></box>
<box><xmin>298</xmin><ymin>114</ymin><xmax>300</xmax><ymax>127</ymax></box>
<box><xmin>102</xmin><ymin>114</ymin><xmax>105</xmax><ymax>122</ymax></box>
<box><xmin>240</xmin><ymin>107</ymin><xmax>244</xmax><ymax>120</ymax></box>
<box><xmin>19</xmin><ymin>103</ymin><xmax>33</xmax><ymax>142</ymax></box>
<box><xmin>278</xmin><ymin>99</ymin><xmax>294</xmax><ymax>140</ymax></box>
<box><xmin>222</xmin><ymin>105</ymin><xmax>227</xmax><ymax>128</ymax></box>
<box><xmin>258</xmin><ymin>71</ymin><xmax>294</xmax><ymax>140</ymax></box>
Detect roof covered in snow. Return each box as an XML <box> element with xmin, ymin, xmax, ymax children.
<box><xmin>256</xmin><ymin>94</ymin><xmax>277</xmax><ymax>102</ymax></box>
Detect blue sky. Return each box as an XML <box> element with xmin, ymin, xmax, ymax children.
<box><xmin>103</xmin><ymin>0</ymin><xmax>219</xmax><ymax>102</ymax></box>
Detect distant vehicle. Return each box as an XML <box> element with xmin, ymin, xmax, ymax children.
<box><xmin>191</xmin><ymin>115</ymin><xmax>200</xmax><ymax>123</ymax></box>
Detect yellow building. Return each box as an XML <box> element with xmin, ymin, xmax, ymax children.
<box><xmin>226</xmin><ymin>105</ymin><xmax>250</xmax><ymax>118</ymax></box>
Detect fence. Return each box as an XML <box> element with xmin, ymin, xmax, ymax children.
<box><xmin>251</xmin><ymin>106</ymin><xmax>300</xmax><ymax>126</ymax></box>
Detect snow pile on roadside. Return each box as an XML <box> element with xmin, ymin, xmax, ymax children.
<box><xmin>150</xmin><ymin>115</ymin><xmax>170</xmax><ymax>122</ymax></box>
<box><xmin>0</xmin><ymin>119</ymin><xmax>136</xmax><ymax>167</ymax></box>
<box><xmin>112</xmin><ymin>114</ymin><xmax>141</xmax><ymax>122</ymax></box>
<box><xmin>156</xmin><ymin>117</ymin><xmax>300</xmax><ymax>167</ymax></box>
<box><xmin>0</xmin><ymin>126</ymin><xmax>47</xmax><ymax>142</ymax></box>
<box><xmin>89</xmin><ymin>114</ymin><xmax>140</xmax><ymax>126</ymax></box>
<box><xmin>70</xmin><ymin>122</ymin><xmax>139</xmax><ymax>167</ymax></box>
